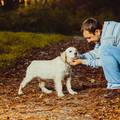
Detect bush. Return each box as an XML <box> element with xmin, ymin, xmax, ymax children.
<box><xmin>0</xmin><ymin>32</ymin><xmax>71</xmax><ymax>71</ymax></box>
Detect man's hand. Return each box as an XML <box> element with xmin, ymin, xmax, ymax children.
<box><xmin>70</xmin><ymin>59</ymin><xmax>83</xmax><ymax>66</ymax></box>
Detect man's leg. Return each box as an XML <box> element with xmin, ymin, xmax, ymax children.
<box><xmin>100</xmin><ymin>46</ymin><xmax>120</xmax><ymax>98</ymax></box>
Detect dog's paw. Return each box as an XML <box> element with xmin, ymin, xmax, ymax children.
<box><xmin>69</xmin><ymin>91</ymin><xmax>77</xmax><ymax>95</ymax></box>
<box><xmin>58</xmin><ymin>93</ymin><xmax>65</xmax><ymax>97</ymax></box>
<box><xmin>45</xmin><ymin>90</ymin><xmax>53</xmax><ymax>94</ymax></box>
<box><xmin>18</xmin><ymin>91</ymin><xmax>24</xmax><ymax>96</ymax></box>
<box><xmin>41</xmin><ymin>88</ymin><xmax>53</xmax><ymax>94</ymax></box>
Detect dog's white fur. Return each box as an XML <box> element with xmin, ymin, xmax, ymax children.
<box><xmin>18</xmin><ymin>47</ymin><xmax>78</xmax><ymax>97</ymax></box>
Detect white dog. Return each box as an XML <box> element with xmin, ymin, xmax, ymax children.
<box><xmin>18</xmin><ymin>47</ymin><xmax>78</xmax><ymax>97</ymax></box>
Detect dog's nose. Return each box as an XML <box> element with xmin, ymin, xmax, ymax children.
<box><xmin>74</xmin><ymin>52</ymin><xmax>77</xmax><ymax>56</ymax></box>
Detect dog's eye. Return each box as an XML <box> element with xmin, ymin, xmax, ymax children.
<box><xmin>69</xmin><ymin>50</ymin><xmax>72</xmax><ymax>53</ymax></box>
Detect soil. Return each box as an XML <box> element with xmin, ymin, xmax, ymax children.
<box><xmin>0</xmin><ymin>37</ymin><xmax>120</xmax><ymax>120</ymax></box>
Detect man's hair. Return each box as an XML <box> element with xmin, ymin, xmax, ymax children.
<box><xmin>81</xmin><ymin>18</ymin><xmax>102</xmax><ymax>34</ymax></box>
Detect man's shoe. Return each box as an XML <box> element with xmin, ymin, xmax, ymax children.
<box><xmin>104</xmin><ymin>89</ymin><xmax>119</xmax><ymax>98</ymax></box>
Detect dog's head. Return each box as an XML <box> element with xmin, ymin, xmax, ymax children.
<box><xmin>60</xmin><ymin>47</ymin><xmax>79</xmax><ymax>63</ymax></box>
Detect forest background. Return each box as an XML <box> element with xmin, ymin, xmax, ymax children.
<box><xmin>0</xmin><ymin>0</ymin><xmax>120</xmax><ymax>35</ymax></box>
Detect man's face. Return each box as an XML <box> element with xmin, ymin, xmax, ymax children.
<box><xmin>83</xmin><ymin>29</ymin><xmax>101</xmax><ymax>43</ymax></box>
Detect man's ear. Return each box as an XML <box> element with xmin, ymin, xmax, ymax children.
<box><xmin>60</xmin><ymin>51</ymin><xmax>67</xmax><ymax>63</ymax></box>
<box><xmin>95</xmin><ymin>29</ymin><xmax>101</xmax><ymax>36</ymax></box>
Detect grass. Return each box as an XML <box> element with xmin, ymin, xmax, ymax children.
<box><xmin>0</xmin><ymin>32</ymin><xmax>71</xmax><ymax>71</ymax></box>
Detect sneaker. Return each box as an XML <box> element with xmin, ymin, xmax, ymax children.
<box><xmin>103</xmin><ymin>89</ymin><xmax>120</xmax><ymax>98</ymax></box>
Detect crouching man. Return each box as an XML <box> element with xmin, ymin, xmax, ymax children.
<box><xmin>70</xmin><ymin>18</ymin><xmax>120</xmax><ymax>98</ymax></box>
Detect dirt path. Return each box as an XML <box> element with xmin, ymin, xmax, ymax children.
<box><xmin>0</xmin><ymin>38</ymin><xmax>120</xmax><ymax>120</ymax></box>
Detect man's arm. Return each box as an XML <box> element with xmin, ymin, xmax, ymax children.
<box><xmin>71</xmin><ymin>45</ymin><xmax>101</xmax><ymax>68</ymax></box>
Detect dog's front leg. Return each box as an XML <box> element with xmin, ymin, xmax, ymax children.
<box><xmin>66</xmin><ymin>77</ymin><xmax>77</xmax><ymax>95</ymax></box>
<box><xmin>54</xmin><ymin>76</ymin><xmax>64</xmax><ymax>97</ymax></box>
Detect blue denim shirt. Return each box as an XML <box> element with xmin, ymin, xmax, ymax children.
<box><xmin>80</xmin><ymin>21</ymin><xmax>120</xmax><ymax>68</ymax></box>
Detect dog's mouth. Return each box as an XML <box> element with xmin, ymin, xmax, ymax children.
<box><xmin>67</xmin><ymin>56</ymin><xmax>79</xmax><ymax>64</ymax></box>
<box><xmin>72</xmin><ymin>56</ymin><xmax>79</xmax><ymax>60</ymax></box>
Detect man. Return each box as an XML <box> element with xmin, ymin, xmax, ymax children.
<box><xmin>70</xmin><ymin>17</ymin><xmax>120</xmax><ymax>98</ymax></box>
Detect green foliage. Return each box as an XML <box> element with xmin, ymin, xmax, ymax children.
<box><xmin>0</xmin><ymin>32</ymin><xmax>70</xmax><ymax>70</ymax></box>
<box><xmin>0</xmin><ymin>0</ymin><xmax>119</xmax><ymax>34</ymax></box>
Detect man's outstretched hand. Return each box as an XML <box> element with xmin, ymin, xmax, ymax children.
<box><xmin>70</xmin><ymin>59</ymin><xmax>84</xmax><ymax>66</ymax></box>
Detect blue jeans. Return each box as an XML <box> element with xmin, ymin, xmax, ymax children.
<box><xmin>100</xmin><ymin>45</ymin><xmax>120</xmax><ymax>89</ymax></box>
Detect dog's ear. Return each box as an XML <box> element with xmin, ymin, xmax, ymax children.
<box><xmin>60</xmin><ymin>51</ymin><xmax>67</xmax><ymax>63</ymax></box>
